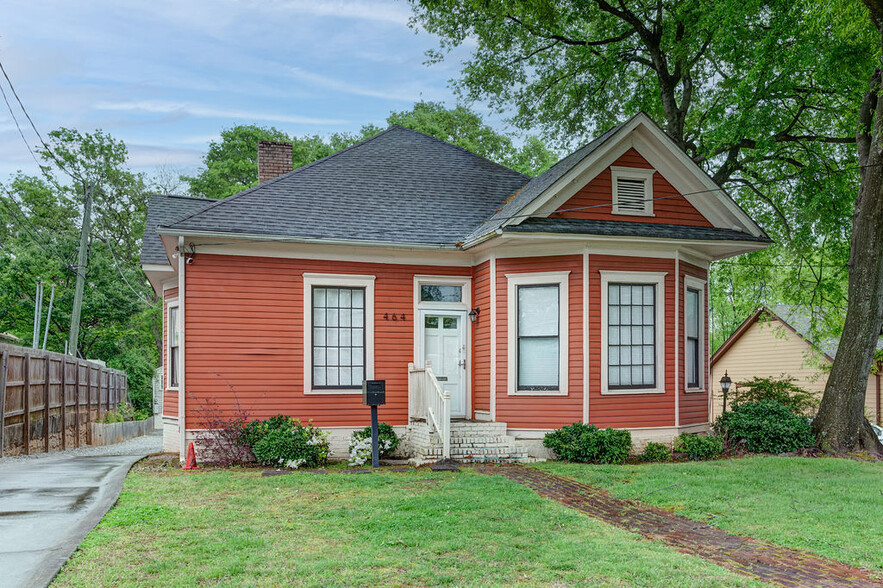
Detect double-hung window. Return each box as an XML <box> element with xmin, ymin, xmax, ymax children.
<box><xmin>601</xmin><ymin>271</ymin><xmax>666</xmax><ymax>394</ymax></box>
<box><xmin>312</xmin><ymin>286</ymin><xmax>365</xmax><ymax>389</ymax></box>
<box><xmin>304</xmin><ymin>274</ymin><xmax>375</xmax><ymax>394</ymax></box>
<box><xmin>168</xmin><ymin>305</ymin><xmax>179</xmax><ymax>388</ymax></box>
<box><xmin>507</xmin><ymin>272</ymin><xmax>569</xmax><ymax>396</ymax></box>
<box><xmin>684</xmin><ymin>277</ymin><xmax>705</xmax><ymax>390</ymax></box>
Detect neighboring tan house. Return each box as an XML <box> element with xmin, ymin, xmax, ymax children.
<box><xmin>140</xmin><ymin>113</ymin><xmax>771</xmax><ymax>461</ymax></box>
<box><xmin>711</xmin><ymin>305</ymin><xmax>882</xmax><ymax>424</ymax></box>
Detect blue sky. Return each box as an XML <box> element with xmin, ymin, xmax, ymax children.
<box><xmin>0</xmin><ymin>0</ymin><xmax>491</xmax><ymax>180</ymax></box>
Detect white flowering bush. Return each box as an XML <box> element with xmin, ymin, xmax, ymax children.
<box><xmin>249</xmin><ymin>416</ymin><xmax>330</xmax><ymax>468</ymax></box>
<box><xmin>348</xmin><ymin>423</ymin><xmax>399</xmax><ymax>466</ymax></box>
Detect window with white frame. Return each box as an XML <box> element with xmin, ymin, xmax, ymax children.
<box><xmin>601</xmin><ymin>271</ymin><xmax>666</xmax><ymax>394</ymax></box>
<box><xmin>168</xmin><ymin>305</ymin><xmax>179</xmax><ymax>389</ymax></box>
<box><xmin>507</xmin><ymin>272</ymin><xmax>569</xmax><ymax>395</ymax></box>
<box><xmin>611</xmin><ymin>166</ymin><xmax>655</xmax><ymax>216</ymax></box>
<box><xmin>684</xmin><ymin>276</ymin><xmax>705</xmax><ymax>390</ymax></box>
<box><xmin>304</xmin><ymin>274</ymin><xmax>374</xmax><ymax>394</ymax></box>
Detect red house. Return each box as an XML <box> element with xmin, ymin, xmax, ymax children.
<box><xmin>141</xmin><ymin>113</ymin><xmax>770</xmax><ymax>462</ymax></box>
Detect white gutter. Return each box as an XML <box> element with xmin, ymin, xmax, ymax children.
<box><xmin>156</xmin><ymin>228</ymin><xmax>460</xmax><ymax>251</ymax></box>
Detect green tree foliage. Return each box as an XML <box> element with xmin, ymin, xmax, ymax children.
<box><xmin>182</xmin><ymin>102</ymin><xmax>559</xmax><ymax>199</ymax></box>
<box><xmin>408</xmin><ymin>0</ymin><xmax>878</xmax><ymax>346</ymax></box>
<box><xmin>0</xmin><ymin>130</ymin><xmax>159</xmax><ymax>412</ymax></box>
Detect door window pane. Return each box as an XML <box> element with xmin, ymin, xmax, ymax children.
<box><xmin>608</xmin><ymin>283</ymin><xmax>655</xmax><ymax>389</ymax></box>
<box><xmin>517</xmin><ymin>285</ymin><xmax>559</xmax><ymax>390</ymax></box>
<box><xmin>313</xmin><ymin>286</ymin><xmax>365</xmax><ymax>388</ymax></box>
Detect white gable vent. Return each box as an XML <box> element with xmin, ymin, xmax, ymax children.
<box><xmin>611</xmin><ymin>166</ymin><xmax>656</xmax><ymax>216</ymax></box>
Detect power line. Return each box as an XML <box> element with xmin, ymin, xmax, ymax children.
<box><xmin>0</xmin><ymin>195</ymin><xmax>76</xmax><ymax>269</ymax></box>
<box><xmin>95</xmin><ymin>234</ymin><xmax>159</xmax><ymax>308</ymax></box>
<box><xmin>0</xmin><ymin>76</ymin><xmax>40</xmax><ymax>168</ymax></box>
<box><xmin>0</xmin><ymin>58</ymin><xmax>75</xmax><ymax>180</ymax></box>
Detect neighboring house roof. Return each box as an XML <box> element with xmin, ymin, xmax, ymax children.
<box><xmin>0</xmin><ymin>332</ymin><xmax>21</xmax><ymax>344</ymax></box>
<box><xmin>141</xmin><ymin>194</ymin><xmax>215</xmax><ymax>265</ymax></box>
<box><xmin>502</xmin><ymin>217</ymin><xmax>772</xmax><ymax>243</ymax></box>
<box><xmin>158</xmin><ymin>126</ymin><xmax>528</xmax><ymax>247</ymax></box>
<box><xmin>712</xmin><ymin>305</ymin><xmax>883</xmax><ymax>366</ymax></box>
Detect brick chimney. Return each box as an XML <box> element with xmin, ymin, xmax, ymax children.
<box><xmin>257</xmin><ymin>140</ymin><xmax>293</xmax><ymax>184</ymax></box>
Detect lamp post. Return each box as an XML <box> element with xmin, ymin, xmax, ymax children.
<box><xmin>720</xmin><ymin>371</ymin><xmax>732</xmax><ymax>414</ymax></box>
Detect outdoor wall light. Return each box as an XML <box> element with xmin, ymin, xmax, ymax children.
<box><xmin>468</xmin><ymin>307</ymin><xmax>481</xmax><ymax>322</ymax></box>
<box><xmin>720</xmin><ymin>371</ymin><xmax>732</xmax><ymax>413</ymax></box>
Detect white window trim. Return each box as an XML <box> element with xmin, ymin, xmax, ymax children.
<box><xmin>506</xmin><ymin>271</ymin><xmax>570</xmax><ymax>396</ymax></box>
<box><xmin>167</xmin><ymin>302</ymin><xmax>179</xmax><ymax>391</ymax></box>
<box><xmin>303</xmin><ymin>273</ymin><xmax>375</xmax><ymax>395</ymax></box>
<box><xmin>611</xmin><ymin>165</ymin><xmax>656</xmax><ymax>217</ymax></box>
<box><xmin>413</xmin><ymin>275</ymin><xmax>471</xmax><ymax>312</ymax></box>
<box><xmin>600</xmin><ymin>270</ymin><xmax>667</xmax><ymax>395</ymax></box>
<box><xmin>684</xmin><ymin>275</ymin><xmax>707</xmax><ymax>393</ymax></box>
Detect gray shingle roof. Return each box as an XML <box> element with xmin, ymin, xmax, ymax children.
<box><xmin>503</xmin><ymin>217</ymin><xmax>772</xmax><ymax>242</ymax></box>
<box><xmin>141</xmin><ymin>194</ymin><xmax>215</xmax><ymax>265</ymax></box>
<box><xmin>160</xmin><ymin>126</ymin><xmax>528</xmax><ymax>246</ymax></box>
<box><xmin>462</xmin><ymin>117</ymin><xmax>630</xmax><ymax>244</ymax></box>
<box><xmin>768</xmin><ymin>305</ymin><xmax>883</xmax><ymax>360</ymax></box>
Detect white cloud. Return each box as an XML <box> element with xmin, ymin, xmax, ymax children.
<box><xmin>285</xmin><ymin>67</ymin><xmax>443</xmax><ymax>102</ymax></box>
<box><xmin>238</xmin><ymin>0</ymin><xmax>412</xmax><ymax>26</ymax></box>
<box><xmin>93</xmin><ymin>101</ymin><xmax>348</xmax><ymax>125</ymax></box>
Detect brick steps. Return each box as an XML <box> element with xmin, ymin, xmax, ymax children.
<box><xmin>408</xmin><ymin>420</ymin><xmax>531</xmax><ymax>465</ymax></box>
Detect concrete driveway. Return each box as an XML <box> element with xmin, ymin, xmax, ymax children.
<box><xmin>0</xmin><ymin>431</ymin><xmax>162</xmax><ymax>588</ymax></box>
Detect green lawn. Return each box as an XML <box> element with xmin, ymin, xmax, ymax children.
<box><xmin>53</xmin><ymin>461</ymin><xmax>758</xmax><ymax>587</ymax></box>
<box><xmin>536</xmin><ymin>456</ymin><xmax>883</xmax><ymax>572</ymax></box>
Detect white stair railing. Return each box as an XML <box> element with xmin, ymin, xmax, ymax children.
<box><xmin>407</xmin><ymin>361</ymin><xmax>451</xmax><ymax>460</ymax></box>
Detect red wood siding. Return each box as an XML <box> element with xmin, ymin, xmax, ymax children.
<box><xmin>494</xmin><ymin>255</ymin><xmax>584</xmax><ymax>429</ymax></box>
<box><xmin>679</xmin><ymin>261</ymin><xmax>710</xmax><ymax>425</ymax></box>
<box><xmin>556</xmin><ymin>149</ymin><xmax>712</xmax><ymax>227</ymax></box>
<box><xmin>472</xmin><ymin>261</ymin><xmax>491</xmax><ymax>415</ymax></box>
<box><xmin>588</xmin><ymin>255</ymin><xmax>677</xmax><ymax>428</ymax></box>
<box><xmin>183</xmin><ymin>254</ymin><xmax>469</xmax><ymax>427</ymax></box>
<box><xmin>163</xmin><ymin>288</ymin><xmax>178</xmax><ymax>418</ymax></box>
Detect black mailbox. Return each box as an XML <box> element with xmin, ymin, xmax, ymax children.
<box><xmin>362</xmin><ymin>380</ymin><xmax>386</xmax><ymax>406</ymax></box>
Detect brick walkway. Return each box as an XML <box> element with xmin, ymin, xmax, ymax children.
<box><xmin>474</xmin><ymin>464</ymin><xmax>882</xmax><ymax>587</ymax></box>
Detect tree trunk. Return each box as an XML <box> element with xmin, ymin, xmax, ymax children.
<box><xmin>812</xmin><ymin>59</ymin><xmax>883</xmax><ymax>455</ymax></box>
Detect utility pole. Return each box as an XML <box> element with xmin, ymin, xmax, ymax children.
<box><xmin>67</xmin><ymin>183</ymin><xmax>93</xmax><ymax>357</ymax></box>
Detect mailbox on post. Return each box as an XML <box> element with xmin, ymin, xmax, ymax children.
<box><xmin>362</xmin><ymin>380</ymin><xmax>386</xmax><ymax>406</ymax></box>
<box><xmin>362</xmin><ymin>380</ymin><xmax>386</xmax><ymax>468</ymax></box>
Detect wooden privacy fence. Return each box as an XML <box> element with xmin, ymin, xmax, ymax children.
<box><xmin>0</xmin><ymin>343</ymin><xmax>128</xmax><ymax>457</ymax></box>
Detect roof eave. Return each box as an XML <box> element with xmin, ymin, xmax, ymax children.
<box><xmin>155</xmin><ymin>227</ymin><xmax>462</xmax><ymax>251</ymax></box>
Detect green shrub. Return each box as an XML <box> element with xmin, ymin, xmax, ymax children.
<box><xmin>240</xmin><ymin>414</ymin><xmax>294</xmax><ymax>449</ymax></box>
<box><xmin>715</xmin><ymin>400</ymin><xmax>814</xmax><ymax>454</ymax></box>
<box><xmin>348</xmin><ymin>423</ymin><xmax>399</xmax><ymax>466</ymax></box>
<box><xmin>250</xmin><ymin>418</ymin><xmax>330</xmax><ymax>468</ymax></box>
<box><xmin>639</xmin><ymin>442</ymin><xmax>671</xmax><ymax>462</ymax></box>
<box><xmin>133</xmin><ymin>408</ymin><xmax>151</xmax><ymax>421</ymax></box>
<box><xmin>673</xmin><ymin>433</ymin><xmax>723</xmax><ymax>461</ymax></box>
<box><xmin>729</xmin><ymin>376</ymin><xmax>817</xmax><ymax>415</ymax></box>
<box><xmin>543</xmin><ymin>423</ymin><xmax>632</xmax><ymax>464</ymax></box>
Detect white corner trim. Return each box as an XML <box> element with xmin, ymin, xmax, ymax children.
<box><xmin>600</xmin><ymin>270</ymin><xmax>666</xmax><ymax>395</ymax></box>
<box><xmin>176</xmin><ymin>236</ymin><xmax>186</xmax><ymax>459</ymax></box>
<box><xmin>506</xmin><ymin>271</ymin><xmax>570</xmax><ymax>396</ymax></box>
<box><xmin>303</xmin><ymin>273</ymin><xmax>375</xmax><ymax>395</ymax></box>
<box><xmin>684</xmin><ymin>274</ymin><xmax>707</xmax><ymax>393</ymax></box>
<box><xmin>674</xmin><ymin>255</ymin><xmax>680</xmax><ymax>427</ymax></box>
<box><xmin>583</xmin><ymin>251</ymin><xmax>590</xmax><ymax>424</ymax></box>
<box><xmin>489</xmin><ymin>255</ymin><xmax>497</xmax><ymax>420</ymax></box>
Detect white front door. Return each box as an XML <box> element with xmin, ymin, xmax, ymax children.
<box><xmin>421</xmin><ymin>311</ymin><xmax>467</xmax><ymax>418</ymax></box>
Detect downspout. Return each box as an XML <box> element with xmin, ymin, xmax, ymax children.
<box><xmin>177</xmin><ymin>236</ymin><xmax>186</xmax><ymax>459</ymax></box>
<box><xmin>674</xmin><ymin>254</ymin><xmax>680</xmax><ymax>429</ymax></box>
<box><xmin>489</xmin><ymin>253</ymin><xmax>497</xmax><ymax>422</ymax></box>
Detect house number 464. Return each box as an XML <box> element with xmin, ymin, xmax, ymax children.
<box><xmin>383</xmin><ymin>313</ymin><xmax>406</xmax><ymax>321</ymax></box>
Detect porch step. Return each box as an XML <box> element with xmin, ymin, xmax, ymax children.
<box><xmin>408</xmin><ymin>420</ymin><xmax>531</xmax><ymax>465</ymax></box>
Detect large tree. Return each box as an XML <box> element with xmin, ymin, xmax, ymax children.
<box><xmin>409</xmin><ymin>0</ymin><xmax>882</xmax><ymax>452</ymax></box>
<box><xmin>812</xmin><ymin>0</ymin><xmax>883</xmax><ymax>453</ymax></box>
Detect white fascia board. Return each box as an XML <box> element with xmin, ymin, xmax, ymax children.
<box><xmin>155</xmin><ymin>228</ymin><xmax>461</xmax><ymax>251</ymax></box>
